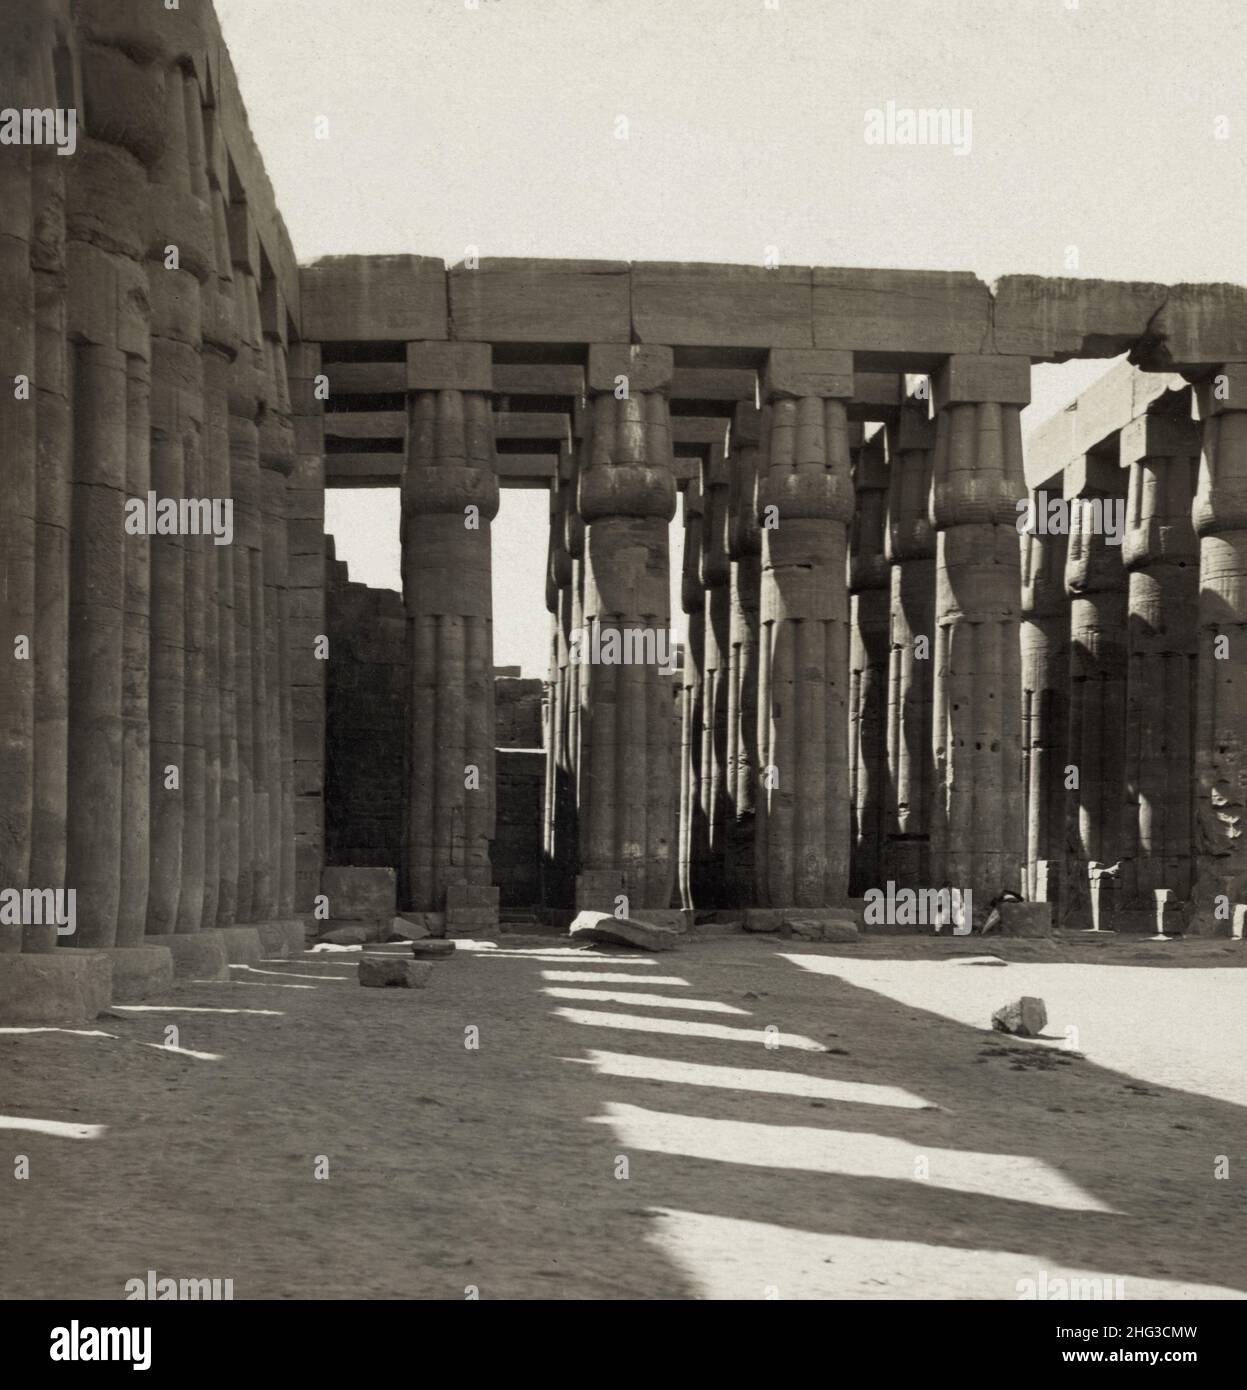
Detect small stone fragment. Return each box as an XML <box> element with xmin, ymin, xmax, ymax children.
<box><xmin>386</xmin><ymin>917</ymin><xmax>430</xmax><ymax>942</ymax></box>
<box><xmin>991</xmin><ymin>996</ymin><xmax>1048</xmax><ymax>1037</ymax></box>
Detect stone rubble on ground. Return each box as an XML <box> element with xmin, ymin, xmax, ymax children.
<box><xmin>991</xmin><ymin>996</ymin><xmax>1048</xmax><ymax>1036</ymax></box>
<box><xmin>358</xmin><ymin>957</ymin><xmax>434</xmax><ymax>989</ymax></box>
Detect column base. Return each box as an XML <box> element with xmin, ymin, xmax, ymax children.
<box><xmin>255</xmin><ymin>919</ymin><xmax>309</xmax><ymax>958</ymax></box>
<box><xmin>0</xmin><ymin>950</ymin><xmax>112</xmax><ymax>1025</ymax></box>
<box><xmin>60</xmin><ymin>945</ymin><xmax>174</xmax><ymax>1003</ymax></box>
<box><xmin>445</xmin><ymin>884</ymin><xmax>499</xmax><ymax>938</ymax></box>
<box><xmin>574</xmin><ymin>870</ymin><xmax>628</xmax><ymax>913</ymax></box>
<box><xmin>218</xmin><ymin>926</ymin><xmax>264</xmax><ymax>965</ymax></box>
<box><xmin>743</xmin><ymin>907</ymin><xmax>860</xmax><ymax>941</ymax></box>
<box><xmin>144</xmin><ymin>930</ymin><xmax>230</xmax><ymax>981</ymax></box>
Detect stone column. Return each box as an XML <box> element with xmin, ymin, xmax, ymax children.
<box><xmin>228</xmin><ymin>202</ymin><xmax>268</xmax><ymax>924</ymax></box>
<box><xmin>678</xmin><ymin>477</ymin><xmax>705</xmax><ymax>911</ymax></box>
<box><xmin>849</xmin><ymin>433</ymin><xmax>890</xmax><ymax>896</ymax></box>
<box><xmin>402</xmin><ymin>342</ymin><xmax>500</xmax><ymax>932</ymax></box>
<box><xmin>1063</xmin><ymin>448</ymin><xmax>1129</xmax><ymax>925</ymax></box>
<box><xmin>543</xmin><ymin>442</ymin><xmax>577</xmax><ymax>908</ymax></box>
<box><xmin>567</xmin><ymin>439</ymin><xmax>587</xmax><ymax>875</ymax></box>
<box><xmin>29</xmin><ymin>129</ymin><xmax>70</xmax><ymax>952</ymax></box>
<box><xmin>882</xmin><ymin>397</ymin><xmax>936</xmax><ymax>889</ymax></box>
<box><xmin>1020</xmin><ymin>472</ymin><xmax>1070</xmax><ymax>907</ymax></box>
<box><xmin>260</xmin><ymin>279</ymin><xmax>296</xmax><ymax>918</ymax></box>
<box><xmin>576</xmin><ymin>345</ymin><xmax>677</xmax><ymax>912</ymax></box>
<box><xmin>288</xmin><ymin>342</ymin><xmax>327</xmax><ymax>915</ymax></box>
<box><xmin>1191</xmin><ymin>365</ymin><xmax>1247</xmax><ymax>929</ymax></box>
<box><xmin>65</xmin><ymin>57</ymin><xmax>166</xmax><ymax>950</ymax></box>
<box><xmin>930</xmin><ymin>356</ymin><xmax>1029</xmax><ymax>903</ymax></box>
<box><xmin>757</xmin><ymin>350</ymin><xmax>855</xmax><ymax>909</ymax></box>
<box><xmin>0</xmin><ymin>148</ymin><xmax>36</xmax><ymax>953</ymax></box>
<box><xmin>699</xmin><ymin>443</ymin><xmax>732</xmax><ymax>906</ymax></box>
<box><xmin>203</xmin><ymin>103</ymin><xmax>239</xmax><ymax>927</ymax></box>
<box><xmin>1120</xmin><ymin>400</ymin><xmax>1200</xmax><ymax>912</ymax></box>
<box><xmin>726</xmin><ymin>404</ymin><xmax>763</xmax><ymax>907</ymax></box>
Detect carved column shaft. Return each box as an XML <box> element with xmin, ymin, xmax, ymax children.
<box><xmin>930</xmin><ymin>356</ymin><xmax>1029</xmax><ymax>902</ymax></box>
<box><xmin>727</xmin><ymin>403</ymin><xmax>763</xmax><ymax>907</ymax></box>
<box><xmin>883</xmin><ymin>399</ymin><xmax>936</xmax><ymax>889</ymax></box>
<box><xmin>849</xmin><ymin>432</ymin><xmax>890</xmax><ymax>896</ymax></box>
<box><xmin>576</xmin><ymin>345</ymin><xmax>677</xmax><ymax>912</ymax></box>
<box><xmin>757</xmin><ymin>351</ymin><xmax>854</xmax><ymax>908</ymax></box>
<box><xmin>402</xmin><ymin>342</ymin><xmax>499</xmax><ymax>920</ymax></box>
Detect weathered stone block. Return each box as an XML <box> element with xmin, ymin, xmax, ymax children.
<box><xmin>406</xmin><ymin>340</ymin><xmax>492</xmax><ymax>392</ymax></box>
<box><xmin>764</xmin><ymin>349</ymin><xmax>854</xmax><ymax>400</ymax></box>
<box><xmin>587</xmin><ymin>344</ymin><xmax>673</xmax><ymax>394</ymax></box>
<box><xmin>569</xmin><ymin>910</ymin><xmax>680</xmax><ymax>951</ymax></box>
<box><xmin>219</xmin><ymin>926</ymin><xmax>263</xmax><ymax>965</ymax></box>
<box><xmin>256</xmin><ymin>920</ymin><xmax>308</xmax><ymax>959</ymax></box>
<box><xmin>301</xmin><ymin>254</ymin><xmax>447</xmax><ymax>342</ymax></box>
<box><xmin>145</xmin><ymin>930</ymin><xmax>229</xmax><ymax>981</ymax></box>
<box><xmin>358</xmin><ymin>957</ymin><xmax>434</xmax><ymax>989</ymax></box>
<box><xmin>991</xmin><ymin>996</ymin><xmax>1048</xmax><ymax>1037</ymax></box>
<box><xmin>0</xmin><ymin>951</ymin><xmax>113</xmax><ymax>1026</ymax></box>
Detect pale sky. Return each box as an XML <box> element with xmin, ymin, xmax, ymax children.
<box><xmin>216</xmin><ymin>0</ymin><xmax>1247</xmax><ymax>677</ymax></box>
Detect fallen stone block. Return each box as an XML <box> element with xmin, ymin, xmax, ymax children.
<box><xmin>743</xmin><ymin>909</ymin><xmax>784</xmax><ymax>933</ymax></box>
<box><xmin>991</xmin><ymin>996</ymin><xmax>1048</xmax><ymax>1037</ymax></box>
<box><xmin>318</xmin><ymin>924</ymin><xmax>370</xmax><ymax>947</ymax></box>
<box><xmin>569</xmin><ymin>910</ymin><xmax>680</xmax><ymax>952</ymax></box>
<box><xmin>386</xmin><ymin>917</ymin><xmax>430</xmax><ymax>942</ymax></box>
<box><xmin>396</xmin><ymin>910</ymin><xmax>445</xmax><ymax>938</ymax></box>
<box><xmin>358</xmin><ymin>957</ymin><xmax>434</xmax><ymax>989</ymax></box>
<box><xmin>411</xmin><ymin>940</ymin><xmax>456</xmax><ymax>960</ymax></box>
<box><xmin>320</xmin><ymin>866</ymin><xmax>396</xmax><ymax>921</ymax></box>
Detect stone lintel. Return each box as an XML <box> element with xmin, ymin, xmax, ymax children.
<box><xmin>450</xmin><ymin>258</ymin><xmax>631</xmax><ymax>344</ymax></box>
<box><xmin>587</xmin><ymin>344</ymin><xmax>674</xmax><ymax>394</ymax></box>
<box><xmin>672</xmin><ymin>417</ymin><xmax>729</xmax><ymax>449</ymax></box>
<box><xmin>406</xmin><ymin>341</ymin><xmax>493</xmax><ymax>393</ymax></box>
<box><xmin>1064</xmin><ymin>451</ymin><xmax>1125</xmax><ymax>498</ymax></box>
<box><xmin>731</xmin><ymin>402</ymin><xmax>764</xmax><ymax>445</ymax></box>
<box><xmin>934</xmin><ymin>354</ymin><xmax>1031</xmax><ymax>410</ymax></box>
<box><xmin>763</xmin><ymin>348</ymin><xmax>854</xmax><ymax>400</ymax></box>
<box><xmin>847</xmin><ymin>371</ymin><xmax>903</xmax><ymax>422</ymax></box>
<box><xmin>1120</xmin><ymin>411</ymin><xmax>1201</xmax><ymax>466</ymax></box>
<box><xmin>633</xmin><ymin>261</ymin><xmax>814</xmax><ymax>348</ymax></box>
<box><xmin>302</xmin><ymin>254</ymin><xmax>448</xmax><ymax>343</ymax></box>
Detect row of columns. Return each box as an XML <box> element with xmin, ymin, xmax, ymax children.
<box><xmin>1</xmin><ymin>9</ymin><xmax>316</xmax><ymax>966</ymax></box>
<box><xmin>533</xmin><ymin>348</ymin><xmax>1039</xmax><ymax>915</ymax></box>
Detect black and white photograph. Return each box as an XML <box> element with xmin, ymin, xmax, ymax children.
<box><xmin>1</xmin><ymin>0</ymin><xmax>1244</xmax><ymax>1359</ymax></box>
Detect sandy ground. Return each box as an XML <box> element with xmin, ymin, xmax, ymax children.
<box><xmin>2</xmin><ymin>931</ymin><xmax>1245</xmax><ymax>1300</ymax></box>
